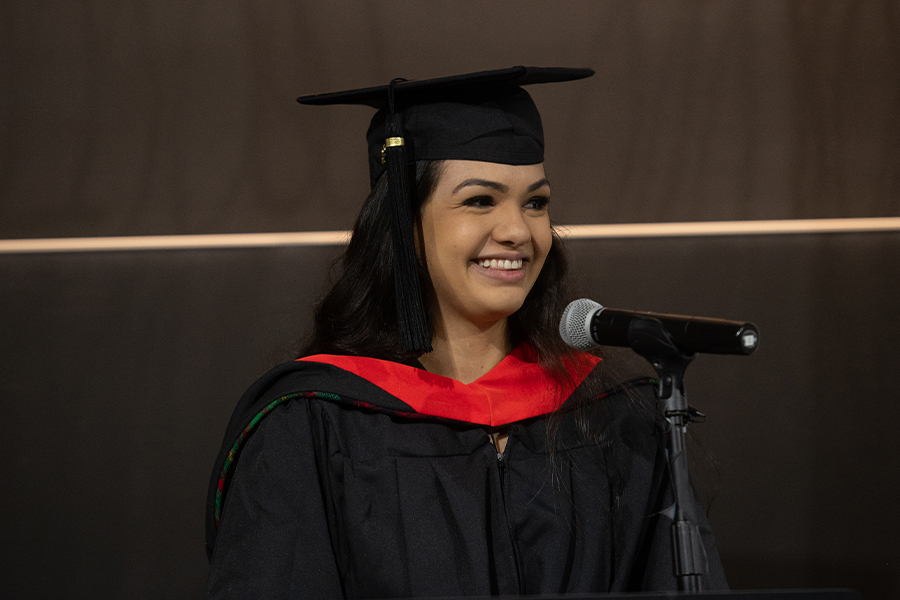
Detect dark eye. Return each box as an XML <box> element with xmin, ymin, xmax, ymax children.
<box><xmin>462</xmin><ymin>195</ymin><xmax>494</xmax><ymax>208</ymax></box>
<box><xmin>525</xmin><ymin>195</ymin><xmax>550</xmax><ymax>210</ymax></box>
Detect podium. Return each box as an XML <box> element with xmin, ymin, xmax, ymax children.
<box><xmin>374</xmin><ymin>590</ymin><xmax>863</xmax><ymax>600</ymax></box>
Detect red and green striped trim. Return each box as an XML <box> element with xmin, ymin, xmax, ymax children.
<box><xmin>214</xmin><ymin>391</ymin><xmax>341</xmax><ymax>526</ymax></box>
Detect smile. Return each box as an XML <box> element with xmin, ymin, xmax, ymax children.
<box><xmin>477</xmin><ymin>259</ymin><xmax>524</xmax><ymax>270</ymax></box>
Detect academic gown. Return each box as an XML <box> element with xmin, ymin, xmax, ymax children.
<box><xmin>204</xmin><ymin>345</ymin><xmax>727</xmax><ymax>598</ymax></box>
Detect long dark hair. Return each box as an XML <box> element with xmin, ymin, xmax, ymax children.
<box><xmin>300</xmin><ymin>162</ymin><xmax>686</xmax><ymax>486</ymax></box>
<box><xmin>300</xmin><ymin>160</ymin><xmax>587</xmax><ymax>384</ymax></box>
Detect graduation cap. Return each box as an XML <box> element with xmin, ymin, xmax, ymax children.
<box><xmin>297</xmin><ymin>66</ymin><xmax>594</xmax><ymax>355</ymax></box>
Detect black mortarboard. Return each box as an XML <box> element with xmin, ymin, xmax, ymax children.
<box><xmin>297</xmin><ymin>66</ymin><xmax>594</xmax><ymax>354</ymax></box>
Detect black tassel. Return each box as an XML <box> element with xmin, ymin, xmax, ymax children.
<box><xmin>384</xmin><ymin>110</ymin><xmax>432</xmax><ymax>354</ymax></box>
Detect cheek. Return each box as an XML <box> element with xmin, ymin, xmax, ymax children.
<box><xmin>430</xmin><ymin>220</ymin><xmax>480</xmax><ymax>264</ymax></box>
<box><xmin>531</xmin><ymin>220</ymin><xmax>553</xmax><ymax>268</ymax></box>
<box><xmin>422</xmin><ymin>221</ymin><xmax>469</xmax><ymax>285</ymax></box>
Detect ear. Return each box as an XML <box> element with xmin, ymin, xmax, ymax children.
<box><xmin>413</xmin><ymin>213</ymin><xmax>427</xmax><ymax>269</ymax></box>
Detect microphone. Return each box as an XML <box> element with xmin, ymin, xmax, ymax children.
<box><xmin>559</xmin><ymin>298</ymin><xmax>759</xmax><ymax>356</ymax></box>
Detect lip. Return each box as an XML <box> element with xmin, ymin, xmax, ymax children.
<box><xmin>476</xmin><ymin>253</ymin><xmax>527</xmax><ymax>261</ymax></box>
<box><xmin>470</xmin><ymin>257</ymin><xmax>529</xmax><ymax>282</ymax></box>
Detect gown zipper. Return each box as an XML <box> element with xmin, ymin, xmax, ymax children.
<box><xmin>489</xmin><ymin>429</ymin><xmax>524</xmax><ymax>594</ymax></box>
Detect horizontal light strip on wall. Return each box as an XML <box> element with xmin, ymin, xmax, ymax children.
<box><xmin>557</xmin><ymin>217</ymin><xmax>900</xmax><ymax>240</ymax></box>
<box><xmin>0</xmin><ymin>217</ymin><xmax>898</xmax><ymax>254</ymax></box>
<box><xmin>0</xmin><ymin>230</ymin><xmax>352</xmax><ymax>254</ymax></box>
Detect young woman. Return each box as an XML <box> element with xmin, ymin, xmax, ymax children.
<box><xmin>204</xmin><ymin>67</ymin><xmax>727</xmax><ymax>598</ymax></box>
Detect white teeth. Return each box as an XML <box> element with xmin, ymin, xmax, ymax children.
<box><xmin>478</xmin><ymin>259</ymin><xmax>523</xmax><ymax>270</ymax></box>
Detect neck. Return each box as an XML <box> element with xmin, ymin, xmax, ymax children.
<box><xmin>418</xmin><ymin>316</ymin><xmax>511</xmax><ymax>384</ymax></box>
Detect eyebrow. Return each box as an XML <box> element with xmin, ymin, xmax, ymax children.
<box><xmin>451</xmin><ymin>177</ymin><xmax>551</xmax><ymax>195</ymax></box>
<box><xmin>527</xmin><ymin>178</ymin><xmax>551</xmax><ymax>193</ymax></box>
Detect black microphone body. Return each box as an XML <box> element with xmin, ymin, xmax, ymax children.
<box><xmin>560</xmin><ymin>299</ymin><xmax>759</xmax><ymax>356</ymax></box>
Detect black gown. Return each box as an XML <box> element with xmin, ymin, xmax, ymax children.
<box><xmin>204</xmin><ymin>345</ymin><xmax>727</xmax><ymax>598</ymax></box>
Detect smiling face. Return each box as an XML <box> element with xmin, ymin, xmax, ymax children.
<box><xmin>418</xmin><ymin>160</ymin><xmax>553</xmax><ymax>333</ymax></box>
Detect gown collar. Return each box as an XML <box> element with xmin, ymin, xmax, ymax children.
<box><xmin>297</xmin><ymin>344</ymin><xmax>601</xmax><ymax>427</ymax></box>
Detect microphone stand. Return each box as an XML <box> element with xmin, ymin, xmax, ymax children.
<box><xmin>628</xmin><ymin>318</ymin><xmax>706</xmax><ymax>593</ymax></box>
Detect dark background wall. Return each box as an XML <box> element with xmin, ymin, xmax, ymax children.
<box><xmin>1</xmin><ymin>1</ymin><xmax>899</xmax><ymax>599</ymax></box>
<box><xmin>2</xmin><ymin>1</ymin><xmax>898</xmax><ymax>237</ymax></box>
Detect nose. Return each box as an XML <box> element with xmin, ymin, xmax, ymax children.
<box><xmin>492</xmin><ymin>203</ymin><xmax>531</xmax><ymax>247</ymax></box>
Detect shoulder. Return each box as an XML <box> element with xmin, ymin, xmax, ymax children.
<box><xmin>220</xmin><ymin>357</ymin><xmax>426</xmax><ymax>442</ymax></box>
<box><xmin>541</xmin><ymin>374</ymin><xmax>662</xmax><ymax>471</ymax></box>
<box><xmin>205</xmin><ymin>356</ymin><xmax>415</xmax><ymax>558</ymax></box>
<box><xmin>566</xmin><ymin>370</ymin><xmax>659</xmax><ymax>430</ymax></box>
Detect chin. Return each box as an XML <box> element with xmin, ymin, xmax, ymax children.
<box><xmin>466</xmin><ymin>295</ymin><xmax>529</xmax><ymax>324</ymax></box>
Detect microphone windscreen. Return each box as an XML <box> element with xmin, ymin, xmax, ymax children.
<box><xmin>559</xmin><ymin>298</ymin><xmax>602</xmax><ymax>350</ymax></box>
